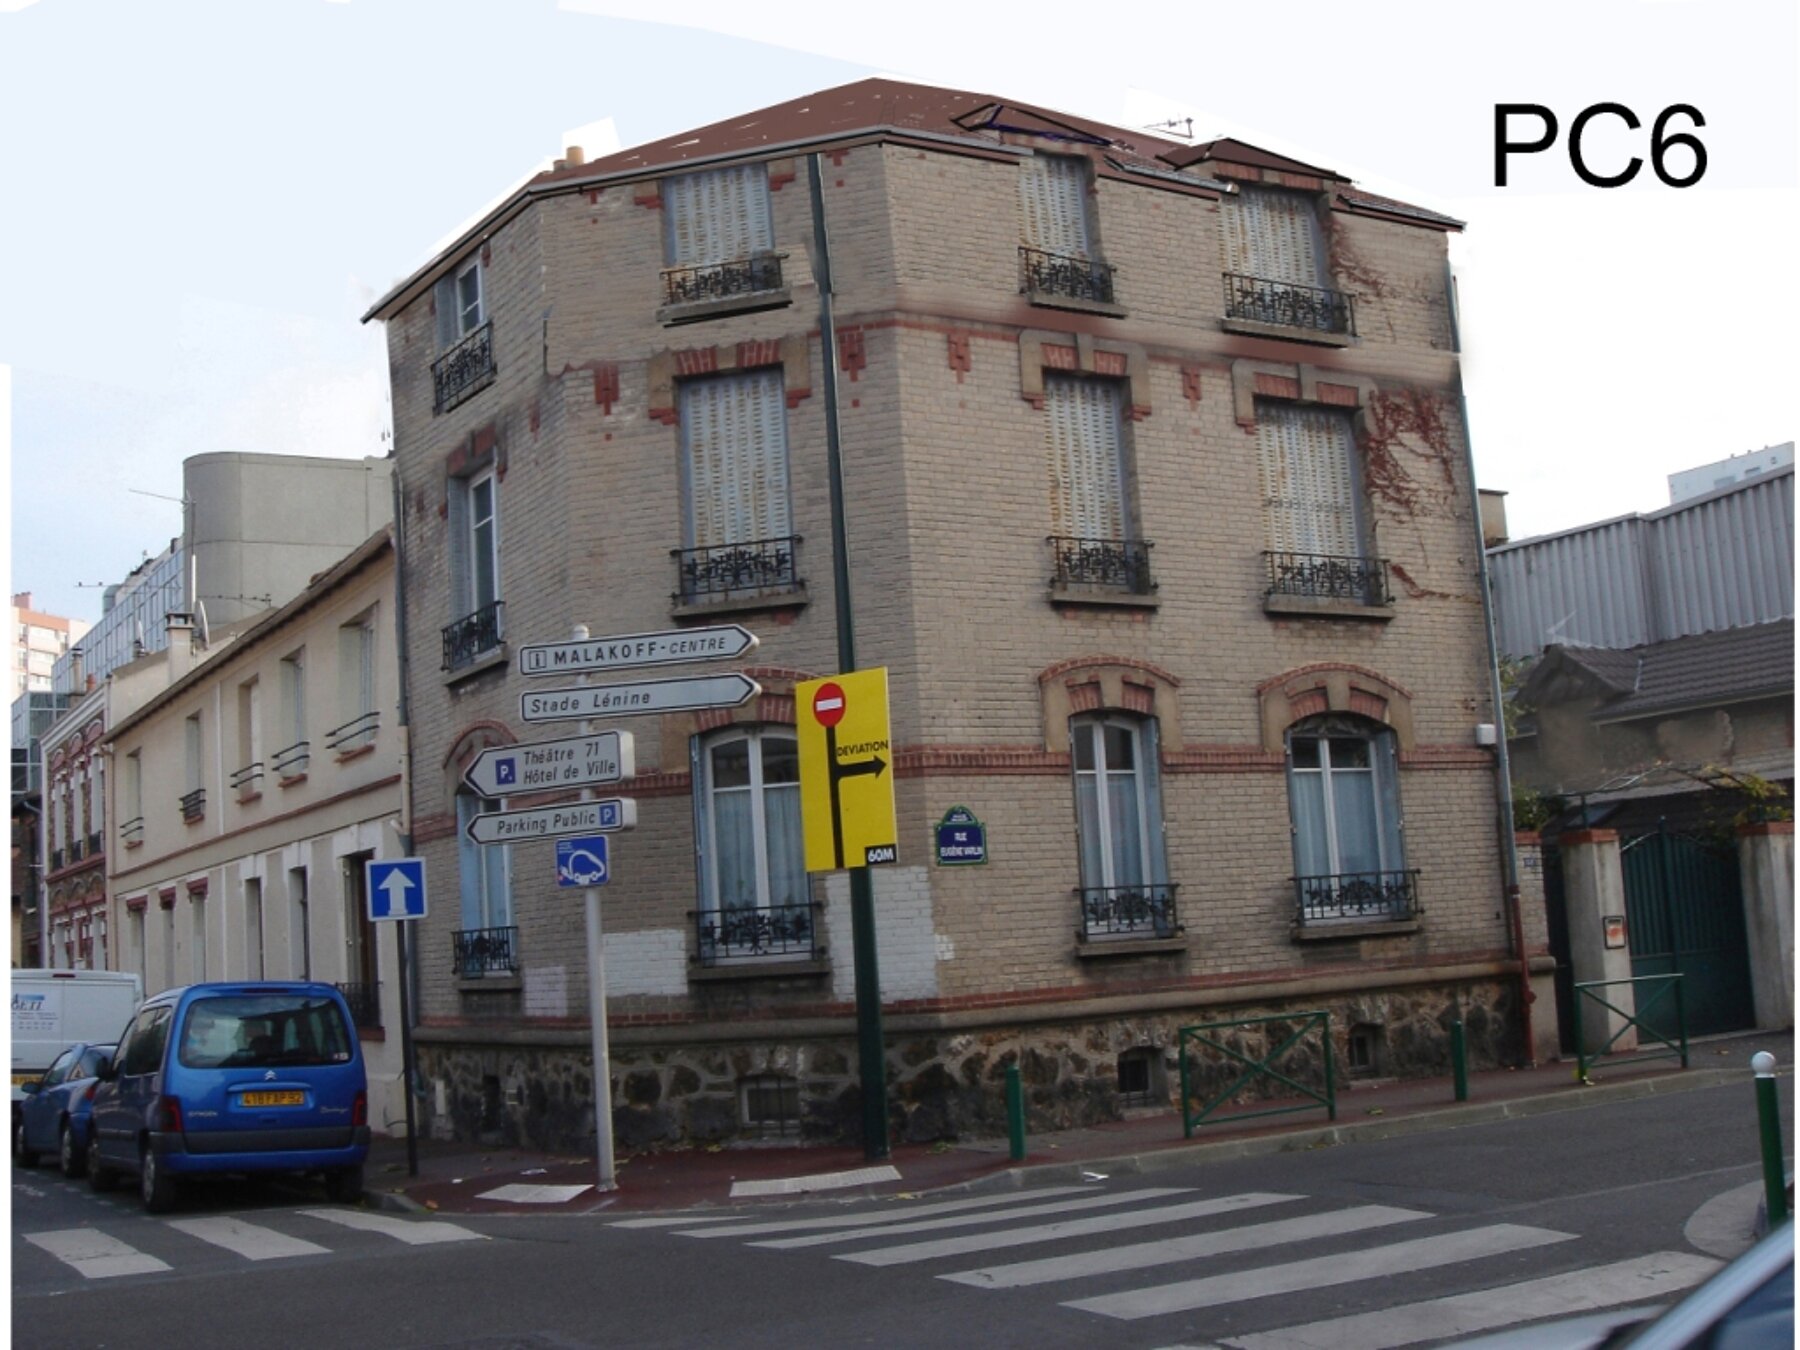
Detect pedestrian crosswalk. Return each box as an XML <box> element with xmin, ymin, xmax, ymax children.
<box><xmin>617</xmin><ymin>1184</ymin><xmax>1724</xmax><ymax>1348</ymax></box>
<box><xmin>17</xmin><ymin>1208</ymin><xmax>486</xmax><ymax>1282</ymax></box>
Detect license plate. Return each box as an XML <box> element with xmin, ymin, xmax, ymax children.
<box><xmin>240</xmin><ymin>1090</ymin><xmax>304</xmax><ymax>1107</ymax></box>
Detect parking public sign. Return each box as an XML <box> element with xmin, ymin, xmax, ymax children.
<box><xmin>465</xmin><ymin>798</ymin><xmax>637</xmax><ymax>845</ymax></box>
<box><xmin>797</xmin><ymin>668</ymin><xmax>898</xmax><ymax>872</ymax></box>
<box><xmin>365</xmin><ymin>858</ymin><xmax>428</xmax><ymax>921</ymax></box>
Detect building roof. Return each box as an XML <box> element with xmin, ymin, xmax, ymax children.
<box><xmin>1518</xmin><ymin>619</ymin><xmax>1794</xmax><ymax>722</ymax></box>
<box><xmin>365</xmin><ymin>77</ymin><xmax>1460</xmax><ymax>323</ymax></box>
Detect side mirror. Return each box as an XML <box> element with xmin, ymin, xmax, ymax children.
<box><xmin>19</xmin><ymin>1081</ymin><xmax>41</xmax><ymax>1095</ymax></box>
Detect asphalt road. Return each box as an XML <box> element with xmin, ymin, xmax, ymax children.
<box><xmin>10</xmin><ymin>1077</ymin><xmax>1791</xmax><ymax>1350</ymax></box>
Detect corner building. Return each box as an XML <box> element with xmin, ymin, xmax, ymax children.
<box><xmin>366</xmin><ymin>80</ymin><xmax>1548</xmax><ymax>1151</ymax></box>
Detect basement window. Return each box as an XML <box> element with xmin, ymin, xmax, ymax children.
<box><xmin>739</xmin><ymin>1073</ymin><xmax>800</xmax><ymax>1139</ymax></box>
<box><xmin>1116</xmin><ymin>1047</ymin><xmax>1159</xmax><ymax>1108</ymax></box>
<box><xmin>1347</xmin><ymin>1023</ymin><xmax>1384</xmax><ymax>1078</ymax></box>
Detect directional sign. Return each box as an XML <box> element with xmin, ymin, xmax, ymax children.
<box><xmin>797</xmin><ymin>668</ymin><xmax>898</xmax><ymax>871</ymax></box>
<box><xmin>365</xmin><ymin>858</ymin><xmax>428</xmax><ymax>921</ymax></box>
<box><xmin>462</xmin><ymin>731</ymin><xmax>636</xmax><ymax>797</ymax></box>
<box><xmin>556</xmin><ymin>836</ymin><xmax>610</xmax><ymax>888</ymax></box>
<box><xmin>465</xmin><ymin>798</ymin><xmax>638</xmax><ymax>845</ymax></box>
<box><xmin>518</xmin><ymin>624</ymin><xmax>758</xmax><ymax>678</ymax></box>
<box><xmin>520</xmin><ymin>673</ymin><xmax>761</xmax><ymax>724</ymax></box>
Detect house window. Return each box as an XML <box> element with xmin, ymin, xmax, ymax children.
<box><xmin>330</xmin><ymin>614</ymin><xmax>378</xmax><ymax>752</ymax></box>
<box><xmin>289</xmin><ymin>866</ymin><xmax>311</xmax><ymax>981</ymax></box>
<box><xmin>1071</xmin><ymin>714</ymin><xmax>1174</xmax><ymax>939</ymax></box>
<box><xmin>190</xmin><ymin>891</ymin><xmax>207</xmax><ymax>982</ymax></box>
<box><xmin>661</xmin><ymin>165</ymin><xmax>782</xmax><ymax>309</ymax></box>
<box><xmin>1222</xmin><ymin>187</ymin><xmax>1353</xmax><ymax>335</ymax></box>
<box><xmin>275</xmin><ymin>651</ymin><xmax>309</xmax><ymax>777</ymax></box>
<box><xmin>341</xmin><ymin>852</ymin><xmax>379</xmax><ymax>1021</ymax></box>
<box><xmin>693</xmin><ymin>727</ymin><xmax>811</xmax><ymax>962</ymax></box>
<box><xmin>444</xmin><ymin>469</ymin><xmax>503</xmax><ymax>670</ymax></box>
<box><xmin>234</xmin><ymin>678</ymin><xmax>263</xmax><ymax>797</ymax></box>
<box><xmin>431</xmin><ymin>255</ymin><xmax>494</xmax><ymax>412</ymax></box>
<box><xmin>1286</xmin><ymin>715</ymin><xmax>1413</xmax><ymax>924</ymax></box>
<box><xmin>181</xmin><ymin>713</ymin><xmax>205</xmax><ymax>822</ymax></box>
<box><xmin>677</xmin><ymin>371</ymin><xmax>797</xmax><ymax>605</ymax></box>
<box><xmin>1019</xmin><ymin>154</ymin><xmax>1114</xmax><ymax>306</ymax></box>
<box><xmin>1045</xmin><ymin>376</ymin><xmax>1152</xmax><ymax>595</ymax></box>
<box><xmin>436</xmin><ymin>256</ymin><xmax>483</xmax><ymax>342</ymax></box>
<box><xmin>245</xmin><ymin>876</ymin><xmax>265</xmax><ymax>980</ymax></box>
<box><xmin>739</xmin><ymin>1072</ymin><xmax>800</xmax><ymax>1139</ymax></box>
<box><xmin>456</xmin><ymin>793</ymin><xmax>513</xmax><ymax>975</ymax></box>
<box><xmin>1256</xmin><ymin>401</ymin><xmax>1386</xmax><ymax>605</ymax></box>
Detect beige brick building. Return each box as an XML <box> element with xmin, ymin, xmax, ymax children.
<box><xmin>366</xmin><ymin>80</ymin><xmax>1548</xmax><ymax>1151</ymax></box>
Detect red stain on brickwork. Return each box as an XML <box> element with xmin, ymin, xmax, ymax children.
<box><xmin>947</xmin><ymin>332</ymin><xmax>971</xmax><ymax>382</ymax></box>
<box><xmin>1253</xmin><ymin>372</ymin><xmax>1301</xmax><ymax>399</ymax></box>
<box><xmin>528</xmin><ymin>400</ymin><xmax>540</xmax><ymax>436</ymax></box>
<box><xmin>593</xmin><ymin>365</ymin><xmax>620</xmax><ymax>413</ymax></box>
<box><xmin>768</xmin><ymin>167</ymin><xmax>796</xmax><ymax>191</ymax></box>
<box><xmin>648</xmin><ymin>407</ymin><xmax>679</xmax><ymax>426</ymax></box>
<box><xmin>838</xmin><ymin>327</ymin><xmax>866</xmax><ymax>380</ymax></box>
<box><xmin>1181</xmin><ymin>365</ymin><xmax>1203</xmax><ymax>406</ymax></box>
<box><xmin>1360</xmin><ymin>387</ymin><xmax>1457</xmax><ymax>516</ymax></box>
<box><xmin>633</xmin><ymin>185</ymin><xmax>661</xmax><ymax>209</ymax></box>
<box><xmin>1388</xmin><ymin>562</ymin><xmax>1465</xmax><ymax>602</ymax></box>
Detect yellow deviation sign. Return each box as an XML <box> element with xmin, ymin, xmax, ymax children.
<box><xmin>797</xmin><ymin>668</ymin><xmax>898</xmax><ymax>871</ymax></box>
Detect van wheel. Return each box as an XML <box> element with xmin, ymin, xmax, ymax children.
<box><xmin>86</xmin><ymin>1137</ymin><xmax>118</xmax><ymax>1192</ymax></box>
<box><xmin>59</xmin><ymin>1122</ymin><xmax>87</xmax><ymax>1179</ymax></box>
<box><xmin>324</xmin><ymin>1164</ymin><xmax>364</xmax><ymax>1204</ymax></box>
<box><xmin>140</xmin><ymin>1145</ymin><xmax>179</xmax><ymax>1214</ymax></box>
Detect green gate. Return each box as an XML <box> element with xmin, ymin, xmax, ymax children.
<box><xmin>1621</xmin><ymin>826</ymin><xmax>1753</xmax><ymax>1038</ymax></box>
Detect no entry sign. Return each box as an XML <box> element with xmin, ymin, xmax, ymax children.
<box><xmin>812</xmin><ymin>682</ymin><xmax>846</xmax><ymax>728</ymax></box>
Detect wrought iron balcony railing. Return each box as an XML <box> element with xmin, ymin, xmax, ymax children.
<box><xmin>1021</xmin><ymin>246</ymin><xmax>1116</xmax><ymax>306</ymax></box>
<box><xmin>271</xmin><ymin>741</ymin><xmax>310</xmax><ymax>778</ymax></box>
<box><xmin>693</xmin><ymin>901</ymin><xmax>823</xmax><ymax>965</ymax></box>
<box><xmin>68</xmin><ymin>838</ymin><xmax>84</xmax><ymax>862</ymax></box>
<box><xmin>1078</xmin><ymin>883</ymin><xmax>1181</xmax><ymax>940</ymax></box>
<box><xmin>230</xmin><ymin>762</ymin><xmax>264</xmax><ymax>796</ymax></box>
<box><xmin>1293</xmin><ymin>870</ymin><xmax>1420</xmax><ymax>925</ymax></box>
<box><xmin>120</xmin><ymin>816</ymin><xmax>144</xmax><ymax>846</ymax></box>
<box><xmin>660</xmin><ymin>253</ymin><xmax>786</xmax><ymax>309</ymax></box>
<box><xmin>179</xmin><ymin>788</ymin><xmax>206</xmax><ymax>823</ymax></box>
<box><xmin>87</xmin><ymin>831</ymin><xmax>102</xmax><ymax>856</ymax></box>
<box><xmin>1049</xmin><ymin>536</ymin><xmax>1156</xmax><ymax>595</ymax></box>
<box><xmin>442</xmin><ymin>600</ymin><xmax>505</xmax><ymax>672</ymax></box>
<box><xmin>453</xmin><ymin>925</ymin><xmax>520</xmax><ymax>978</ymax></box>
<box><xmin>50</xmin><ymin>847</ymin><xmax>64</xmax><ymax>870</ymax></box>
<box><xmin>672</xmin><ymin>535</ymin><xmax>802</xmax><ymax>606</ymax></box>
<box><xmin>1264</xmin><ymin>552</ymin><xmax>1392</xmax><ymax>605</ymax></box>
<box><xmin>1223</xmin><ymin>272</ymin><xmax>1355</xmax><ymax>336</ymax></box>
<box><xmin>326</xmin><ymin>710</ymin><xmax>380</xmax><ymax>754</ymax></box>
<box><xmin>334</xmin><ymin>980</ymin><xmax>381</xmax><ymax>1030</ymax></box>
<box><xmin>432</xmin><ymin>321</ymin><xmax>496</xmax><ymax>414</ymax></box>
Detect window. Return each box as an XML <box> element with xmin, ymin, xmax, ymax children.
<box><xmin>244</xmin><ymin>877</ymin><xmax>265</xmax><ymax>980</ymax></box>
<box><xmin>182</xmin><ymin>713</ymin><xmax>205</xmax><ymax>821</ymax></box>
<box><xmin>434</xmin><ymin>256</ymin><xmax>484</xmax><ymax>346</ymax></box>
<box><xmin>1044</xmin><ymin>377</ymin><xmax>1154</xmax><ymax>595</ymax></box>
<box><xmin>1257</xmin><ymin>402</ymin><xmax>1387</xmax><ymax>604</ymax></box>
<box><xmin>119</xmin><ymin>1006</ymin><xmax>173</xmax><ymax>1077</ymax></box>
<box><xmin>1020</xmin><ymin>153</ymin><xmax>1093</xmax><ymax>260</ymax></box>
<box><xmin>1222</xmin><ymin>186</ymin><xmax>1352</xmax><ymax>336</ymax></box>
<box><xmin>430</xmin><ymin>255</ymin><xmax>495</xmax><ymax>412</ymax></box>
<box><xmin>444</xmin><ymin>470</ymin><xmax>503</xmax><ymax>670</ymax></box>
<box><xmin>235</xmin><ymin>678</ymin><xmax>262</xmax><ymax>796</ymax></box>
<box><xmin>289</xmin><ymin>866</ymin><xmax>311</xmax><ymax>981</ymax></box>
<box><xmin>341</xmin><ymin>852</ymin><xmax>379</xmax><ymax>1022</ymax></box>
<box><xmin>190</xmin><ymin>891</ymin><xmax>207</xmax><ymax>982</ymax></box>
<box><xmin>456</xmin><ymin>793</ymin><xmax>512</xmax><ymax>949</ymax></box>
<box><xmin>1286</xmin><ymin>715</ymin><xmax>1413</xmax><ymax>924</ymax></box>
<box><xmin>661</xmin><ymin>165</ymin><xmax>781</xmax><ymax>309</ymax></box>
<box><xmin>275</xmin><ymin>651</ymin><xmax>308</xmax><ymax>777</ymax></box>
<box><xmin>1071</xmin><ymin>714</ymin><xmax>1173</xmax><ymax>939</ymax></box>
<box><xmin>331</xmin><ymin>615</ymin><xmax>378</xmax><ymax>752</ymax></box>
<box><xmin>693</xmin><ymin>727</ymin><xmax>811</xmax><ymax>961</ymax></box>
<box><xmin>678</xmin><ymin>371</ymin><xmax>796</xmax><ymax>604</ymax></box>
<box><xmin>739</xmin><ymin>1073</ymin><xmax>800</xmax><ymax>1139</ymax></box>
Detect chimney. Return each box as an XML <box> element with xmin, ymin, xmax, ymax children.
<box><xmin>69</xmin><ymin>649</ymin><xmax>83</xmax><ymax>692</ymax></box>
<box><xmin>565</xmin><ymin>145</ymin><xmax>585</xmax><ymax>166</ymax></box>
<box><xmin>164</xmin><ymin>612</ymin><xmax>196</xmax><ymax>683</ymax></box>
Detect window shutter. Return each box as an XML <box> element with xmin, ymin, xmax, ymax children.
<box><xmin>446</xmin><ymin>480</ymin><xmax>470</xmax><ymax>616</ymax></box>
<box><xmin>667</xmin><ymin>165</ymin><xmax>773</xmax><ymax>267</ymax></box>
<box><xmin>1020</xmin><ymin>155</ymin><xmax>1091</xmax><ymax>258</ymax></box>
<box><xmin>433</xmin><ymin>276</ymin><xmax>458</xmax><ymax>348</ymax></box>
<box><xmin>1046</xmin><ymin>376</ymin><xmax>1125</xmax><ymax>540</ymax></box>
<box><xmin>682</xmin><ymin>370</ymin><xmax>791</xmax><ymax>549</ymax></box>
<box><xmin>1257</xmin><ymin>404</ymin><xmax>1360</xmax><ymax>557</ymax></box>
<box><xmin>1228</xmin><ymin>188</ymin><xmax>1325</xmax><ymax>287</ymax></box>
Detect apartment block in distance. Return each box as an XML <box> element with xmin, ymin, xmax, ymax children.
<box><xmin>365</xmin><ymin>79</ymin><xmax>1540</xmax><ymax>1151</ymax></box>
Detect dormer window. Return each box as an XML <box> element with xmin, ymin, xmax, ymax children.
<box><xmin>660</xmin><ymin>164</ymin><xmax>787</xmax><ymax>320</ymax></box>
<box><xmin>1018</xmin><ymin>153</ymin><xmax>1119</xmax><ymax>313</ymax></box>
<box><xmin>1222</xmin><ymin>186</ymin><xmax>1354</xmax><ymax>340</ymax></box>
<box><xmin>431</xmin><ymin>255</ymin><xmax>495</xmax><ymax>413</ymax></box>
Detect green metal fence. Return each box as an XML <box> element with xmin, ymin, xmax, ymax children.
<box><xmin>1178</xmin><ymin>1010</ymin><xmax>1335</xmax><ymax>1138</ymax></box>
<box><xmin>1573</xmin><ymin>973</ymin><xmax>1688</xmax><ymax>1082</ymax></box>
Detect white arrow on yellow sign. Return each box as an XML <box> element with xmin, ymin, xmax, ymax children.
<box><xmin>797</xmin><ymin>668</ymin><xmax>898</xmax><ymax>871</ymax></box>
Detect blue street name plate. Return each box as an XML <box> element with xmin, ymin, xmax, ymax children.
<box><xmin>556</xmin><ymin>835</ymin><xmax>610</xmax><ymax>888</ymax></box>
<box><xmin>934</xmin><ymin>806</ymin><xmax>987</xmax><ymax>867</ymax></box>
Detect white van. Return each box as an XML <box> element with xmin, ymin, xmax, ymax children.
<box><xmin>12</xmin><ymin>969</ymin><xmax>142</xmax><ymax>1150</ymax></box>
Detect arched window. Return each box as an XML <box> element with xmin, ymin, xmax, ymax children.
<box><xmin>1285</xmin><ymin>715</ymin><xmax>1412</xmax><ymax>923</ymax></box>
<box><xmin>455</xmin><ymin>792</ymin><xmax>513</xmax><ymax>976</ymax></box>
<box><xmin>694</xmin><ymin>727</ymin><xmax>810</xmax><ymax>961</ymax></box>
<box><xmin>1071</xmin><ymin>713</ymin><xmax>1173</xmax><ymax>939</ymax></box>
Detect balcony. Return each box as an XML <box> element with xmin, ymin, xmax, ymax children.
<box><xmin>1264</xmin><ymin>552</ymin><xmax>1392</xmax><ymax>607</ymax></box>
<box><xmin>50</xmin><ymin>847</ymin><xmax>64</xmax><ymax>870</ymax></box>
<box><xmin>1048</xmin><ymin>536</ymin><xmax>1157</xmax><ymax>605</ymax></box>
<box><xmin>326</xmin><ymin>711</ymin><xmax>380</xmax><ymax>755</ymax></box>
<box><xmin>692</xmin><ymin>901</ymin><xmax>823</xmax><ymax>966</ymax></box>
<box><xmin>68</xmin><ymin>838</ymin><xmax>84</xmax><ymax>863</ymax></box>
<box><xmin>659</xmin><ymin>253</ymin><xmax>788</xmax><ymax>321</ymax></box>
<box><xmin>453</xmin><ymin>925</ymin><xmax>519</xmax><ymax>978</ymax></box>
<box><xmin>1077</xmin><ymin>883</ymin><xmax>1181</xmax><ymax>941</ymax></box>
<box><xmin>179</xmin><ymin>788</ymin><xmax>206</xmax><ymax>823</ymax></box>
<box><xmin>86</xmin><ymin>831</ymin><xmax>101</xmax><ymax>856</ymax></box>
<box><xmin>270</xmin><ymin>741</ymin><xmax>310</xmax><ymax>780</ymax></box>
<box><xmin>1293</xmin><ymin>870</ymin><xmax>1420</xmax><ymax>926</ymax></box>
<box><xmin>119</xmin><ymin>816</ymin><xmax>144</xmax><ymax>847</ymax></box>
<box><xmin>1222</xmin><ymin>272</ymin><xmax>1355</xmax><ymax>341</ymax></box>
<box><xmin>442</xmin><ymin>600</ymin><xmax>505</xmax><ymax>674</ymax></box>
<box><xmin>1020</xmin><ymin>246</ymin><xmax>1119</xmax><ymax>312</ymax></box>
<box><xmin>231</xmin><ymin>762</ymin><xmax>264</xmax><ymax>798</ymax></box>
<box><xmin>334</xmin><ymin>980</ymin><xmax>381</xmax><ymax>1030</ymax></box>
<box><xmin>432</xmin><ymin>322</ymin><xmax>496</xmax><ymax>414</ymax></box>
<box><xmin>672</xmin><ymin>535</ymin><xmax>803</xmax><ymax>611</ymax></box>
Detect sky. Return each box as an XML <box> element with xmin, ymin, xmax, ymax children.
<box><xmin>2</xmin><ymin>0</ymin><xmax>1795</xmax><ymax>625</ymax></box>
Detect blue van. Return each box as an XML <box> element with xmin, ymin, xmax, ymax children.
<box><xmin>87</xmin><ymin>982</ymin><xmax>370</xmax><ymax>1213</ymax></box>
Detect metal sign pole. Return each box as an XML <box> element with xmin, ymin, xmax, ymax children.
<box><xmin>571</xmin><ymin>624</ymin><xmax>617</xmax><ymax>1193</ymax></box>
<box><xmin>395</xmin><ymin>917</ymin><xmax>419</xmax><ymax>1177</ymax></box>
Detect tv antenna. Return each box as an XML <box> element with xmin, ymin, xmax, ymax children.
<box><xmin>1141</xmin><ymin>117</ymin><xmax>1195</xmax><ymax>140</ymax></box>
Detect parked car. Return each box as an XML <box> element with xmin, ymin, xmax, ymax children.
<box><xmin>11</xmin><ymin>968</ymin><xmax>140</xmax><ymax>1155</ymax></box>
<box><xmin>15</xmin><ymin>1041</ymin><xmax>115</xmax><ymax>1176</ymax></box>
<box><xmin>87</xmin><ymin>982</ymin><xmax>370</xmax><ymax>1213</ymax></box>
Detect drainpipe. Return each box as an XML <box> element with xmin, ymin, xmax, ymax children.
<box><xmin>1445</xmin><ymin>260</ymin><xmax>1535</xmax><ymax>1067</ymax></box>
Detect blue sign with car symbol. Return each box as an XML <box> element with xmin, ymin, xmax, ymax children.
<box><xmin>556</xmin><ymin>835</ymin><xmax>610</xmax><ymax>887</ymax></box>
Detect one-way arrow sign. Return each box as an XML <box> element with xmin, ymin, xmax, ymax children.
<box><xmin>520</xmin><ymin>673</ymin><xmax>761</xmax><ymax>724</ymax></box>
<box><xmin>365</xmin><ymin>858</ymin><xmax>428</xmax><ymax>921</ymax></box>
<box><xmin>462</xmin><ymin>731</ymin><xmax>635</xmax><ymax>797</ymax></box>
<box><xmin>518</xmin><ymin>624</ymin><xmax>758</xmax><ymax>678</ymax></box>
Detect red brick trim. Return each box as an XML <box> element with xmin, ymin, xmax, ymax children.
<box><xmin>594</xmin><ymin>364</ymin><xmax>620</xmax><ymax>413</ymax></box>
<box><xmin>125</xmin><ymin>894</ymin><xmax>149</xmax><ymax>914</ymax></box>
<box><xmin>1256</xmin><ymin>662</ymin><xmax>1413</xmax><ymax>700</ymax></box>
<box><xmin>895</xmin><ymin>746</ymin><xmax>1069</xmax><ymax>777</ymax></box>
<box><xmin>413</xmin><ymin>813</ymin><xmax>457</xmax><ymax>844</ymax></box>
<box><xmin>158</xmin><ymin>888</ymin><xmax>177</xmax><ymax>910</ymax></box>
<box><xmin>1254</xmin><ymin>372</ymin><xmax>1301</xmax><ymax>399</ymax></box>
<box><xmin>1736</xmin><ymin>821</ymin><xmax>1794</xmax><ymax>837</ymax></box>
<box><xmin>1397</xmin><ymin>746</ymin><xmax>1492</xmax><ymax>769</ymax></box>
<box><xmin>1181</xmin><ymin>364</ymin><xmax>1203</xmax><ymax>406</ymax></box>
<box><xmin>442</xmin><ymin>720</ymin><xmax>518</xmax><ymax>773</ymax></box>
<box><xmin>1040</xmin><ymin>654</ymin><xmax>1182</xmax><ymax>688</ymax></box>
<box><xmin>1164</xmin><ymin>746</ymin><xmax>1285</xmax><ymax>771</ymax></box>
<box><xmin>1558</xmin><ymin>828</ymin><xmax>1620</xmax><ymax>845</ymax></box>
<box><xmin>947</xmin><ymin>332</ymin><xmax>971</xmax><ymax>382</ymax></box>
<box><xmin>837</xmin><ymin>327</ymin><xmax>867</xmax><ymax>381</ymax></box>
<box><xmin>1514</xmin><ymin>830</ymin><xmax>1543</xmax><ymax>846</ymax></box>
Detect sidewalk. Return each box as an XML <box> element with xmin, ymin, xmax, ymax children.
<box><xmin>365</xmin><ymin>1030</ymin><xmax>1792</xmax><ymax>1220</ymax></box>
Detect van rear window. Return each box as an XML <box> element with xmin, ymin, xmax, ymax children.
<box><xmin>177</xmin><ymin>995</ymin><xmax>354</xmax><ymax>1069</ymax></box>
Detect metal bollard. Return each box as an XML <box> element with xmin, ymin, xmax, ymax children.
<box><xmin>1752</xmin><ymin>1052</ymin><xmax>1789</xmax><ymax>1227</ymax></box>
<box><xmin>1005</xmin><ymin>1064</ymin><xmax>1026</xmax><ymax>1162</ymax></box>
<box><xmin>1451</xmin><ymin>1020</ymin><xmax>1469</xmax><ymax>1102</ymax></box>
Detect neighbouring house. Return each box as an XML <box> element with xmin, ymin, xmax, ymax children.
<box><xmin>104</xmin><ymin>530</ymin><xmax>408</xmax><ymax>1129</ymax></box>
<box><xmin>363</xmin><ymin>77</ymin><xmax>1539</xmax><ymax>1151</ymax></box>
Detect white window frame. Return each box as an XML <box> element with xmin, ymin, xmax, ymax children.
<box><xmin>1070</xmin><ymin>714</ymin><xmax>1170</xmax><ymax>931</ymax></box>
<box><xmin>456</xmin><ymin>793</ymin><xmax>511</xmax><ymax>933</ymax></box>
<box><xmin>693</xmin><ymin>726</ymin><xmax>806</xmax><ymax>935</ymax></box>
<box><xmin>1285</xmin><ymin>714</ymin><xmax>1406</xmax><ymax>884</ymax></box>
<box><xmin>449</xmin><ymin>468</ymin><xmax>502</xmax><ymax>626</ymax></box>
<box><xmin>434</xmin><ymin>256</ymin><xmax>484</xmax><ymax>348</ymax></box>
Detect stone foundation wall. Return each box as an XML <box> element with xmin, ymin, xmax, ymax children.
<box><xmin>417</xmin><ymin>977</ymin><xmax>1519</xmax><ymax>1153</ymax></box>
